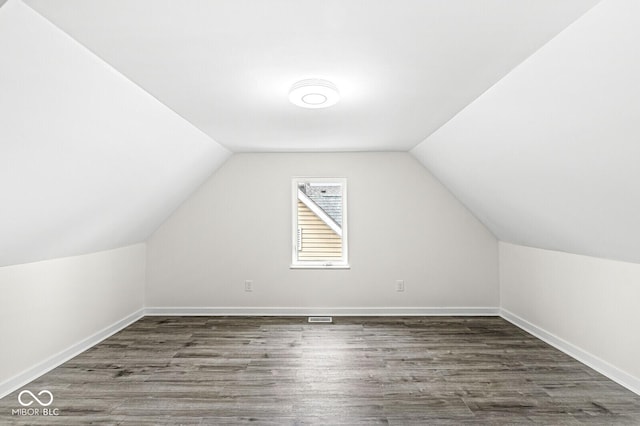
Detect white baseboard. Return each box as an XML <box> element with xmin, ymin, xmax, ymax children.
<box><xmin>144</xmin><ymin>306</ymin><xmax>500</xmax><ymax>317</ymax></box>
<box><xmin>0</xmin><ymin>309</ymin><xmax>144</xmax><ymax>400</ymax></box>
<box><xmin>500</xmin><ymin>308</ymin><xmax>640</xmax><ymax>396</ymax></box>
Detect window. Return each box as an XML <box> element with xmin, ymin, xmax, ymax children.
<box><xmin>291</xmin><ymin>178</ymin><xmax>349</xmax><ymax>269</ymax></box>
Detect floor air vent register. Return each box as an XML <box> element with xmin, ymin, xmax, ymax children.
<box><xmin>307</xmin><ymin>316</ymin><xmax>333</xmax><ymax>323</ymax></box>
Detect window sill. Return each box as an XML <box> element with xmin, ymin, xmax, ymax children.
<box><xmin>290</xmin><ymin>263</ymin><xmax>351</xmax><ymax>270</ymax></box>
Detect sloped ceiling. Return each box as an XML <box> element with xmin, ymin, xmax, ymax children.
<box><xmin>0</xmin><ymin>1</ymin><xmax>230</xmax><ymax>266</ymax></box>
<box><xmin>3</xmin><ymin>0</ymin><xmax>636</xmax><ymax>267</ymax></box>
<box><xmin>412</xmin><ymin>0</ymin><xmax>640</xmax><ymax>263</ymax></box>
<box><xmin>23</xmin><ymin>0</ymin><xmax>598</xmax><ymax>152</ymax></box>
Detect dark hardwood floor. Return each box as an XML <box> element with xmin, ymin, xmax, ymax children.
<box><xmin>1</xmin><ymin>316</ymin><xmax>639</xmax><ymax>425</ymax></box>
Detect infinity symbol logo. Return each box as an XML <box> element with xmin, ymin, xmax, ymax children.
<box><xmin>18</xmin><ymin>390</ymin><xmax>53</xmax><ymax>407</ymax></box>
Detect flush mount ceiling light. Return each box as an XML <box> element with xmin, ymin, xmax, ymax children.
<box><xmin>289</xmin><ymin>79</ymin><xmax>340</xmax><ymax>109</ymax></box>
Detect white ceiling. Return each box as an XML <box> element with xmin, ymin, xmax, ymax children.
<box><xmin>412</xmin><ymin>0</ymin><xmax>640</xmax><ymax>263</ymax></box>
<box><xmin>5</xmin><ymin>0</ymin><xmax>638</xmax><ymax>266</ymax></box>
<box><xmin>0</xmin><ymin>1</ymin><xmax>229</xmax><ymax>266</ymax></box>
<box><xmin>24</xmin><ymin>0</ymin><xmax>599</xmax><ymax>152</ymax></box>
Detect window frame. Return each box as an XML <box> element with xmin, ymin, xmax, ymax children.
<box><xmin>290</xmin><ymin>177</ymin><xmax>349</xmax><ymax>269</ymax></box>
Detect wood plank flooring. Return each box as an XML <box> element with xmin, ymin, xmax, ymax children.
<box><xmin>1</xmin><ymin>316</ymin><xmax>639</xmax><ymax>425</ymax></box>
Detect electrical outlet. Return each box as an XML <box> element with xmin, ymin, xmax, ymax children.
<box><xmin>244</xmin><ymin>280</ymin><xmax>253</xmax><ymax>292</ymax></box>
<box><xmin>396</xmin><ymin>280</ymin><xmax>405</xmax><ymax>292</ymax></box>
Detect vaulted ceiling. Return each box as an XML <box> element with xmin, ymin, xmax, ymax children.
<box><xmin>413</xmin><ymin>0</ymin><xmax>640</xmax><ymax>263</ymax></box>
<box><xmin>23</xmin><ymin>0</ymin><xmax>598</xmax><ymax>152</ymax></box>
<box><xmin>2</xmin><ymin>0</ymin><xmax>638</xmax><ymax>266</ymax></box>
<box><xmin>0</xmin><ymin>1</ymin><xmax>230</xmax><ymax>266</ymax></box>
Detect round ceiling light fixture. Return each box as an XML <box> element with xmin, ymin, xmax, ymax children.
<box><xmin>289</xmin><ymin>79</ymin><xmax>340</xmax><ymax>109</ymax></box>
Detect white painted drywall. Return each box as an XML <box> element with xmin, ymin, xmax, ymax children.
<box><xmin>146</xmin><ymin>153</ymin><xmax>498</xmax><ymax>309</ymax></box>
<box><xmin>412</xmin><ymin>0</ymin><xmax>640</xmax><ymax>264</ymax></box>
<box><xmin>0</xmin><ymin>244</ymin><xmax>145</xmax><ymax>386</ymax></box>
<box><xmin>500</xmin><ymin>242</ymin><xmax>640</xmax><ymax>387</ymax></box>
<box><xmin>24</xmin><ymin>0</ymin><xmax>599</xmax><ymax>153</ymax></box>
<box><xmin>0</xmin><ymin>0</ymin><xmax>230</xmax><ymax>267</ymax></box>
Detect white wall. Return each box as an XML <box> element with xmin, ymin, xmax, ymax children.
<box><xmin>146</xmin><ymin>153</ymin><xmax>498</xmax><ymax>311</ymax></box>
<box><xmin>500</xmin><ymin>242</ymin><xmax>640</xmax><ymax>392</ymax></box>
<box><xmin>0</xmin><ymin>244</ymin><xmax>145</xmax><ymax>395</ymax></box>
